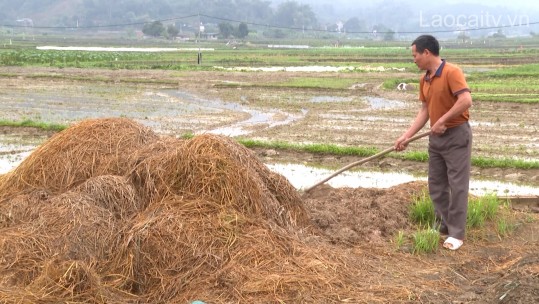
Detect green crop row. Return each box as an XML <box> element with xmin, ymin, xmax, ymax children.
<box><xmin>0</xmin><ymin>49</ymin><xmax>157</xmax><ymax>66</ymax></box>
<box><xmin>1</xmin><ymin>44</ymin><xmax>537</xmax><ymax>68</ymax></box>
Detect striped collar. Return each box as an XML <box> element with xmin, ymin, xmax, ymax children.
<box><xmin>424</xmin><ymin>59</ymin><xmax>446</xmax><ymax>83</ymax></box>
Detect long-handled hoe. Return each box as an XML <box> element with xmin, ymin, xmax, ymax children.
<box><xmin>304</xmin><ymin>131</ymin><xmax>431</xmax><ymax>193</ymax></box>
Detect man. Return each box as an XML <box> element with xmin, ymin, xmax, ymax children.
<box><xmin>395</xmin><ymin>35</ymin><xmax>472</xmax><ymax>250</ymax></box>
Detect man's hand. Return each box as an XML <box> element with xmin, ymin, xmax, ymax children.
<box><xmin>394</xmin><ymin>135</ymin><xmax>409</xmax><ymax>151</ymax></box>
<box><xmin>431</xmin><ymin>121</ymin><xmax>447</xmax><ymax>135</ymax></box>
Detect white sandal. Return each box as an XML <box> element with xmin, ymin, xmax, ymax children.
<box><xmin>443</xmin><ymin>237</ymin><xmax>463</xmax><ymax>251</ymax></box>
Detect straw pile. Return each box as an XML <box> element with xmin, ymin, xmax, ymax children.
<box><xmin>0</xmin><ymin>117</ymin><xmax>158</xmax><ymax>198</ymax></box>
<box><xmin>130</xmin><ymin>133</ymin><xmax>308</xmax><ymax>227</ymax></box>
<box><xmin>1</xmin><ymin>117</ymin><xmax>357</xmax><ymax>303</ymax></box>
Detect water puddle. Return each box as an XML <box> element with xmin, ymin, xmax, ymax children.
<box><xmin>310</xmin><ymin>96</ymin><xmax>354</xmax><ymax>103</ymax></box>
<box><xmin>0</xmin><ymin>90</ymin><xmax>209</xmax><ymax>128</ymax></box>
<box><xmin>266</xmin><ymin>163</ymin><xmax>539</xmax><ymax>197</ymax></box>
<box><xmin>463</xmin><ymin>67</ymin><xmax>495</xmax><ymax>73</ymax></box>
<box><xmin>0</xmin><ymin>151</ymin><xmax>31</xmax><ymax>174</ymax></box>
<box><xmin>0</xmin><ymin>88</ymin><xmax>304</xmax><ymax>137</ymax></box>
<box><xmin>207</xmin><ymin>108</ymin><xmax>307</xmax><ymax>136</ymax></box>
<box><xmin>364</xmin><ymin>96</ymin><xmax>406</xmax><ymax>110</ymax></box>
<box><xmin>163</xmin><ymin>90</ymin><xmax>306</xmax><ymax>136</ymax></box>
<box><xmin>309</xmin><ymin>96</ymin><xmax>406</xmax><ymax>112</ymax></box>
<box><xmin>0</xmin><ymin>134</ymin><xmax>42</xmax><ymax>174</ymax></box>
<box><xmin>1</xmin><ymin>144</ymin><xmax>537</xmax><ymax>197</ymax></box>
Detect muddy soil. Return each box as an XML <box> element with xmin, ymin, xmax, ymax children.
<box><xmin>303</xmin><ymin>181</ymin><xmax>539</xmax><ymax>303</ymax></box>
<box><xmin>0</xmin><ymin>66</ymin><xmax>538</xmax><ymax>303</ymax></box>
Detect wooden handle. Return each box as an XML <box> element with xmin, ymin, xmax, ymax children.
<box><xmin>303</xmin><ymin>131</ymin><xmax>430</xmax><ymax>193</ymax></box>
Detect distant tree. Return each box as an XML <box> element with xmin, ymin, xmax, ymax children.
<box><xmin>263</xmin><ymin>28</ymin><xmax>287</xmax><ymax>39</ymax></box>
<box><xmin>457</xmin><ymin>31</ymin><xmax>470</xmax><ymax>43</ymax></box>
<box><xmin>325</xmin><ymin>23</ymin><xmax>338</xmax><ymax>32</ymax></box>
<box><xmin>236</xmin><ymin>22</ymin><xmax>249</xmax><ymax>39</ymax></box>
<box><xmin>491</xmin><ymin>29</ymin><xmax>506</xmax><ymax>39</ymax></box>
<box><xmin>273</xmin><ymin>1</ymin><xmax>317</xmax><ymax>28</ymax></box>
<box><xmin>218</xmin><ymin>22</ymin><xmax>235</xmax><ymax>38</ymax></box>
<box><xmin>167</xmin><ymin>24</ymin><xmax>179</xmax><ymax>39</ymax></box>
<box><xmin>142</xmin><ymin>21</ymin><xmax>165</xmax><ymax>37</ymax></box>
<box><xmin>372</xmin><ymin>24</ymin><xmax>392</xmax><ymax>39</ymax></box>
<box><xmin>384</xmin><ymin>30</ymin><xmax>395</xmax><ymax>41</ymax></box>
<box><xmin>344</xmin><ymin>17</ymin><xmax>367</xmax><ymax>33</ymax></box>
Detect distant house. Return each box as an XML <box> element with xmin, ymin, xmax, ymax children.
<box><xmin>175</xmin><ymin>34</ymin><xmax>191</xmax><ymax>41</ymax></box>
<box><xmin>16</xmin><ymin>18</ymin><xmax>34</xmax><ymax>27</ymax></box>
<box><xmin>200</xmin><ymin>32</ymin><xmax>218</xmax><ymax>39</ymax></box>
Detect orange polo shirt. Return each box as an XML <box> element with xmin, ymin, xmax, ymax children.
<box><xmin>419</xmin><ymin>60</ymin><xmax>470</xmax><ymax>128</ymax></box>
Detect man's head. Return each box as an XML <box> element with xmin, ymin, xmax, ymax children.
<box><xmin>411</xmin><ymin>35</ymin><xmax>440</xmax><ymax>70</ymax></box>
<box><xmin>412</xmin><ymin>35</ymin><xmax>440</xmax><ymax>56</ymax></box>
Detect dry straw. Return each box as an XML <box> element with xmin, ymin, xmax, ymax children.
<box><xmin>1</xmin><ymin>117</ymin><xmax>359</xmax><ymax>303</ymax></box>
<box><xmin>0</xmin><ymin>117</ymin><xmax>423</xmax><ymax>303</ymax></box>
<box><xmin>0</xmin><ymin>117</ymin><xmax>158</xmax><ymax>199</ymax></box>
<box><xmin>130</xmin><ymin>133</ymin><xmax>309</xmax><ymax>227</ymax></box>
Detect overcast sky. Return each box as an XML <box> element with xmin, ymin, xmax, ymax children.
<box><xmin>287</xmin><ymin>0</ymin><xmax>537</xmax><ymax>9</ymax></box>
<box><xmin>446</xmin><ymin>0</ymin><xmax>535</xmax><ymax>5</ymax></box>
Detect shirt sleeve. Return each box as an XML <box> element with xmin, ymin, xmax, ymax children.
<box><xmin>419</xmin><ymin>75</ymin><xmax>426</xmax><ymax>102</ymax></box>
<box><xmin>448</xmin><ymin>68</ymin><xmax>471</xmax><ymax>96</ymax></box>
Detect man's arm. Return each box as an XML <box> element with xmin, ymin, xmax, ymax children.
<box><xmin>431</xmin><ymin>91</ymin><xmax>472</xmax><ymax>135</ymax></box>
<box><xmin>395</xmin><ymin>101</ymin><xmax>429</xmax><ymax>151</ymax></box>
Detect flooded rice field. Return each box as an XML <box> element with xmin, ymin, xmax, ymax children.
<box><xmin>1</xmin><ymin>140</ymin><xmax>537</xmax><ymax>196</ymax></box>
<box><xmin>2</xmin><ymin>48</ymin><xmax>538</xmax><ymax>304</ymax></box>
<box><xmin>0</xmin><ymin>66</ymin><xmax>537</xmax><ymax>195</ymax></box>
<box><xmin>266</xmin><ymin>163</ymin><xmax>539</xmax><ymax>196</ymax></box>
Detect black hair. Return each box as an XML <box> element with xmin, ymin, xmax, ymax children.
<box><xmin>412</xmin><ymin>35</ymin><xmax>440</xmax><ymax>56</ymax></box>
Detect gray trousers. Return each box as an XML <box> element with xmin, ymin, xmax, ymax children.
<box><xmin>428</xmin><ymin>122</ymin><xmax>472</xmax><ymax>240</ymax></box>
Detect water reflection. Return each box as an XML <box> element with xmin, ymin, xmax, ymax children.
<box><xmin>266</xmin><ymin>163</ymin><xmax>539</xmax><ymax>196</ymax></box>
<box><xmin>2</xmin><ymin>147</ymin><xmax>538</xmax><ymax>197</ymax></box>
<box><xmin>364</xmin><ymin>97</ymin><xmax>406</xmax><ymax>110</ymax></box>
<box><xmin>0</xmin><ymin>134</ymin><xmax>45</xmax><ymax>174</ymax></box>
<box><xmin>164</xmin><ymin>90</ymin><xmax>306</xmax><ymax>136</ymax></box>
<box><xmin>0</xmin><ymin>151</ymin><xmax>31</xmax><ymax>174</ymax></box>
<box><xmin>310</xmin><ymin>96</ymin><xmax>354</xmax><ymax>103</ymax></box>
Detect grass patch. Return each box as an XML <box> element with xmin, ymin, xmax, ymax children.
<box><xmin>478</xmin><ymin>63</ymin><xmax>539</xmax><ymax>78</ymax></box>
<box><xmin>409</xmin><ymin>190</ymin><xmax>435</xmax><ymax>228</ymax></box>
<box><xmin>472</xmin><ymin>93</ymin><xmax>539</xmax><ymax>103</ymax></box>
<box><xmin>394</xmin><ymin>230</ymin><xmax>405</xmax><ymax>250</ymax></box>
<box><xmin>472</xmin><ymin>156</ymin><xmax>539</xmax><ymax>169</ymax></box>
<box><xmin>412</xmin><ymin>228</ymin><xmax>439</xmax><ymax>254</ymax></box>
<box><xmin>237</xmin><ymin>138</ymin><xmax>378</xmax><ymax>157</ymax></box>
<box><xmin>237</xmin><ymin>138</ymin><xmax>539</xmax><ymax>170</ymax></box>
<box><xmin>497</xmin><ymin>217</ymin><xmax>516</xmax><ymax>237</ymax></box>
<box><xmin>405</xmin><ymin>192</ymin><xmax>520</xmax><ymax>254</ymax></box>
<box><xmin>0</xmin><ymin>119</ymin><xmax>67</xmax><ymax>131</ymax></box>
<box><xmin>398</xmin><ymin>150</ymin><xmax>429</xmax><ymax>162</ymax></box>
<box><xmin>467</xmin><ymin>194</ymin><xmax>500</xmax><ymax>229</ymax></box>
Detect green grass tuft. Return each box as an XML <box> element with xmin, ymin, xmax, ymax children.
<box><xmin>412</xmin><ymin>228</ymin><xmax>439</xmax><ymax>254</ymax></box>
<box><xmin>467</xmin><ymin>194</ymin><xmax>500</xmax><ymax>229</ymax></box>
<box><xmin>0</xmin><ymin>119</ymin><xmax>67</xmax><ymax>131</ymax></box>
<box><xmin>409</xmin><ymin>190</ymin><xmax>435</xmax><ymax>228</ymax></box>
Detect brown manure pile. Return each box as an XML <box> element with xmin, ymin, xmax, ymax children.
<box><xmin>1</xmin><ymin>117</ymin><xmax>384</xmax><ymax>303</ymax></box>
